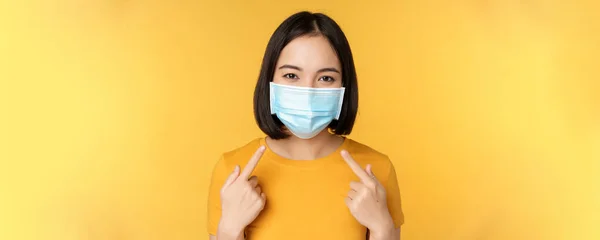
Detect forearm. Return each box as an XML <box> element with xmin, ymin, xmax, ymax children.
<box><xmin>368</xmin><ymin>220</ymin><xmax>398</xmax><ymax>240</ymax></box>
<box><xmin>216</xmin><ymin>234</ymin><xmax>244</xmax><ymax>240</ymax></box>
<box><xmin>216</xmin><ymin>230</ymin><xmax>244</xmax><ymax>240</ymax></box>
<box><xmin>216</xmin><ymin>222</ymin><xmax>245</xmax><ymax>240</ymax></box>
<box><xmin>368</xmin><ymin>230</ymin><xmax>393</xmax><ymax>240</ymax></box>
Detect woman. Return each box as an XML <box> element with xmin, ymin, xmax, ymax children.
<box><xmin>207</xmin><ymin>11</ymin><xmax>404</xmax><ymax>240</ymax></box>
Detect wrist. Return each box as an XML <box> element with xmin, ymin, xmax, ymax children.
<box><xmin>370</xmin><ymin>217</ymin><xmax>395</xmax><ymax>240</ymax></box>
<box><xmin>217</xmin><ymin>220</ymin><xmax>245</xmax><ymax>240</ymax></box>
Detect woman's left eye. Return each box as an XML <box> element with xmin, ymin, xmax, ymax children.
<box><xmin>319</xmin><ymin>76</ymin><xmax>335</xmax><ymax>82</ymax></box>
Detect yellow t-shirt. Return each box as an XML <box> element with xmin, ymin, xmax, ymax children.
<box><xmin>207</xmin><ymin>137</ymin><xmax>404</xmax><ymax>239</ymax></box>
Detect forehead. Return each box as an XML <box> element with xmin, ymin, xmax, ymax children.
<box><xmin>276</xmin><ymin>35</ymin><xmax>341</xmax><ymax>70</ymax></box>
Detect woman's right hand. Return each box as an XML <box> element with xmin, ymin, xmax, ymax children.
<box><xmin>217</xmin><ymin>146</ymin><xmax>267</xmax><ymax>239</ymax></box>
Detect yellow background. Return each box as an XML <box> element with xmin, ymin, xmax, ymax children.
<box><xmin>1</xmin><ymin>0</ymin><xmax>598</xmax><ymax>239</ymax></box>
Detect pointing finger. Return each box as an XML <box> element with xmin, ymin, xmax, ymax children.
<box><xmin>341</xmin><ymin>150</ymin><xmax>371</xmax><ymax>182</ymax></box>
<box><xmin>240</xmin><ymin>146</ymin><xmax>266</xmax><ymax>179</ymax></box>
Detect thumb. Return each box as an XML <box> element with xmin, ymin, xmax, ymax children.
<box><xmin>223</xmin><ymin>165</ymin><xmax>240</xmax><ymax>187</ymax></box>
<box><xmin>366</xmin><ymin>164</ymin><xmax>374</xmax><ymax>177</ymax></box>
<box><xmin>365</xmin><ymin>164</ymin><xmax>383</xmax><ymax>191</ymax></box>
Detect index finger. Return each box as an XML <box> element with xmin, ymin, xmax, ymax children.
<box><xmin>341</xmin><ymin>150</ymin><xmax>371</xmax><ymax>182</ymax></box>
<box><xmin>240</xmin><ymin>145</ymin><xmax>266</xmax><ymax>179</ymax></box>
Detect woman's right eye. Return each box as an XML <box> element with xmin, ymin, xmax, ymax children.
<box><xmin>283</xmin><ymin>73</ymin><xmax>298</xmax><ymax>79</ymax></box>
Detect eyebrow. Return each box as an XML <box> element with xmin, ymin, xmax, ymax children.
<box><xmin>278</xmin><ymin>64</ymin><xmax>302</xmax><ymax>71</ymax></box>
<box><xmin>316</xmin><ymin>67</ymin><xmax>340</xmax><ymax>74</ymax></box>
<box><xmin>278</xmin><ymin>64</ymin><xmax>341</xmax><ymax>74</ymax></box>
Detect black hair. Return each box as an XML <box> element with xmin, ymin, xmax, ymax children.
<box><xmin>253</xmin><ymin>11</ymin><xmax>358</xmax><ymax>140</ymax></box>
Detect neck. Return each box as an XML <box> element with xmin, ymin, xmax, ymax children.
<box><xmin>266</xmin><ymin>130</ymin><xmax>344</xmax><ymax>160</ymax></box>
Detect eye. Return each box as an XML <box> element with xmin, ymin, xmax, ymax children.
<box><xmin>283</xmin><ymin>73</ymin><xmax>298</xmax><ymax>79</ymax></box>
<box><xmin>319</xmin><ymin>76</ymin><xmax>335</xmax><ymax>82</ymax></box>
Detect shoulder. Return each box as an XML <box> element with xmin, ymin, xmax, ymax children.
<box><xmin>208</xmin><ymin>138</ymin><xmax>264</xmax><ymax>201</ymax></box>
<box><xmin>216</xmin><ymin>137</ymin><xmax>264</xmax><ymax>170</ymax></box>
<box><xmin>345</xmin><ymin>138</ymin><xmax>390</xmax><ymax>162</ymax></box>
<box><xmin>344</xmin><ymin>138</ymin><xmax>393</xmax><ymax>170</ymax></box>
<box><xmin>344</xmin><ymin>138</ymin><xmax>400</xmax><ymax>188</ymax></box>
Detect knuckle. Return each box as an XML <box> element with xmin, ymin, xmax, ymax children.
<box><xmin>220</xmin><ymin>191</ymin><xmax>229</xmax><ymax>199</ymax></box>
<box><xmin>251</xmin><ymin>190</ymin><xmax>260</xmax><ymax>198</ymax></box>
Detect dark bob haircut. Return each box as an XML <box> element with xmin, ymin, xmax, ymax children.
<box><xmin>253</xmin><ymin>11</ymin><xmax>359</xmax><ymax>140</ymax></box>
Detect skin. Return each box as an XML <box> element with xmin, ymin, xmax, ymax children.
<box><xmin>210</xmin><ymin>35</ymin><xmax>400</xmax><ymax>240</ymax></box>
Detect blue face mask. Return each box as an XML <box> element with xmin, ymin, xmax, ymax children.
<box><xmin>270</xmin><ymin>82</ymin><xmax>345</xmax><ymax>139</ymax></box>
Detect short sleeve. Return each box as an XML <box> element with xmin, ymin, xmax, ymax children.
<box><xmin>206</xmin><ymin>155</ymin><xmax>230</xmax><ymax>235</ymax></box>
<box><xmin>385</xmin><ymin>162</ymin><xmax>405</xmax><ymax>228</ymax></box>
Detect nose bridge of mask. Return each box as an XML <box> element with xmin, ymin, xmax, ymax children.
<box><xmin>270</xmin><ymin>82</ymin><xmax>345</xmax><ymax>119</ymax></box>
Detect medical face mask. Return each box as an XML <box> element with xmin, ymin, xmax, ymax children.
<box><xmin>270</xmin><ymin>82</ymin><xmax>345</xmax><ymax>139</ymax></box>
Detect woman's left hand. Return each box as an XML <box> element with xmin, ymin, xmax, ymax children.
<box><xmin>341</xmin><ymin>150</ymin><xmax>395</xmax><ymax>240</ymax></box>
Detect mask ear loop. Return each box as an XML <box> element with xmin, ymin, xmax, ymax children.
<box><xmin>269</xmin><ymin>82</ymin><xmax>276</xmax><ymax>114</ymax></box>
<box><xmin>327</xmin><ymin>127</ymin><xmax>335</xmax><ymax>134</ymax></box>
<box><xmin>334</xmin><ymin>88</ymin><xmax>345</xmax><ymax>120</ymax></box>
<box><xmin>329</xmin><ymin>87</ymin><xmax>346</xmax><ymax>135</ymax></box>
